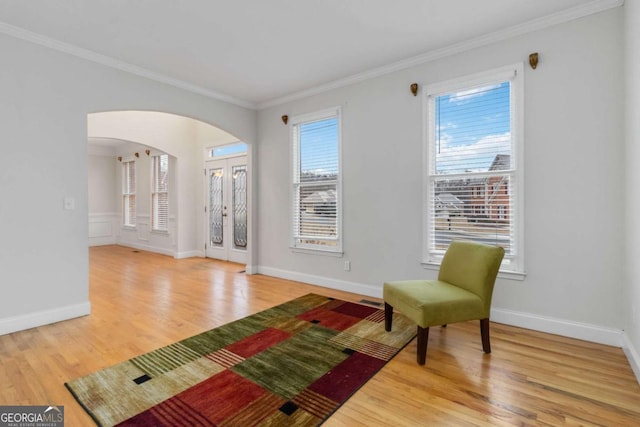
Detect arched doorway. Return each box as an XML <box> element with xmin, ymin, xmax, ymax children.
<box><xmin>87</xmin><ymin>111</ymin><xmax>250</xmax><ymax>267</ymax></box>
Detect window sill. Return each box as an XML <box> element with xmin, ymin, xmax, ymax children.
<box><xmin>150</xmin><ymin>229</ymin><xmax>169</xmax><ymax>235</ymax></box>
<box><xmin>122</xmin><ymin>225</ymin><xmax>136</xmax><ymax>230</ymax></box>
<box><xmin>290</xmin><ymin>247</ymin><xmax>344</xmax><ymax>257</ymax></box>
<box><xmin>421</xmin><ymin>261</ymin><xmax>526</xmax><ymax>281</ymax></box>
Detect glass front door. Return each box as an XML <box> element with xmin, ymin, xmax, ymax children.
<box><xmin>205</xmin><ymin>156</ymin><xmax>247</xmax><ymax>264</ymax></box>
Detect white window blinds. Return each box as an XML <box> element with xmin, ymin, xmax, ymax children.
<box><xmin>425</xmin><ymin>65</ymin><xmax>523</xmax><ymax>273</ymax></box>
<box><xmin>291</xmin><ymin>108</ymin><xmax>341</xmax><ymax>252</ymax></box>
<box><xmin>151</xmin><ymin>154</ymin><xmax>169</xmax><ymax>232</ymax></box>
<box><xmin>122</xmin><ymin>160</ymin><xmax>136</xmax><ymax>227</ymax></box>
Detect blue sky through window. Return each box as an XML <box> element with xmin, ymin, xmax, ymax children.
<box><xmin>212</xmin><ymin>142</ymin><xmax>247</xmax><ymax>157</ymax></box>
<box><xmin>300</xmin><ymin>117</ymin><xmax>338</xmax><ymax>177</ymax></box>
<box><xmin>435</xmin><ymin>81</ymin><xmax>511</xmax><ymax>174</ymax></box>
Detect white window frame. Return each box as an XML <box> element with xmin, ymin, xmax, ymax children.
<box><xmin>422</xmin><ymin>64</ymin><xmax>525</xmax><ymax>279</ymax></box>
<box><xmin>290</xmin><ymin>106</ymin><xmax>343</xmax><ymax>255</ymax></box>
<box><xmin>122</xmin><ymin>158</ymin><xmax>136</xmax><ymax>228</ymax></box>
<box><xmin>150</xmin><ymin>152</ymin><xmax>169</xmax><ymax>233</ymax></box>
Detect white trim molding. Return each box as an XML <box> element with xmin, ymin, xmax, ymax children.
<box><xmin>0</xmin><ymin>1</ymin><xmax>622</xmax><ymax>111</ymax></box>
<box><xmin>622</xmin><ymin>333</ymin><xmax>640</xmax><ymax>384</ymax></box>
<box><xmin>0</xmin><ymin>21</ymin><xmax>254</xmax><ymax>109</ymax></box>
<box><xmin>257</xmin><ymin>266</ymin><xmax>382</xmax><ymax>299</ymax></box>
<box><xmin>0</xmin><ymin>302</ymin><xmax>91</xmax><ymax>336</ymax></box>
<box><xmin>118</xmin><ymin>242</ymin><xmax>175</xmax><ymax>258</ymax></box>
<box><xmin>89</xmin><ymin>212</ymin><xmax>119</xmax><ymax>246</ymax></box>
<box><xmin>491</xmin><ymin>307</ymin><xmax>623</xmax><ymax>347</ymax></box>
<box><xmin>175</xmin><ymin>250</ymin><xmax>204</xmax><ymax>259</ymax></box>
<box><xmin>258</xmin><ymin>0</ymin><xmax>624</xmax><ymax>109</ymax></box>
<box><xmin>117</xmin><ymin>214</ymin><xmax>176</xmax><ymax>255</ymax></box>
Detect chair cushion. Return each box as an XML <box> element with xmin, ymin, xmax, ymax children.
<box><xmin>383</xmin><ymin>280</ymin><xmax>484</xmax><ymax>328</ymax></box>
<box><xmin>438</xmin><ymin>241</ymin><xmax>504</xmax><ymax>313</ymax></box>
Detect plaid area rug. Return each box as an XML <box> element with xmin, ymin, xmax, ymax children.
<box><xmin>66</xmin><ymin>294</ymin><xmax>416</xmax><ymax>426</ymax></box>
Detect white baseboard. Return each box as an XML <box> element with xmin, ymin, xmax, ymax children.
<box><xmin>256</xmin><ymin>266</ymin><xmax>625</xmax><ymax>348</ymax></box>
<box><xmin>490</xmin><ymin>307</ymin><xmax>623</xmax><ymax>347</ymax></box>
<box><xmin>257</xmin><ymin>266</ymin><xmax>382</xmax><ymax>299</ymax></box>
<box><xmin>0</xmin><ymin>302</ymin><xmax>91</xmax><ymax>336</ymax></box>
<box><xmin>116</xmin><ymin>244</ymin><xmax>202</xmax><ymax>259</ymax></box>
<box><xmin>89</xmin><ymin>236</ymin><xmax>118</xmax><ymax>247</ymax></box>
<box><xmin>175</xmin><ymin>250</ymin><xmax>204</xmax><ymax>259</ymax></box>
<box><xmin>622</xmin><ymin>333</ymin><xmax>640</xmax><ymax>384</ymax></box>
<box><xmin>118</xmin><ymin>242</ymin><xmax>176</xmax><ymax>257</ymax></box>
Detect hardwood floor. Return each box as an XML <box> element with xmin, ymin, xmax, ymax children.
<box><xmin>1</xmin><ymin>245</ymin><xmax>639</xmax><ymax>426</ymax></box>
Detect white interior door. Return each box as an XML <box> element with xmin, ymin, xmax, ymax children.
<box><xmin>205</xmin><ymin>156</ymin><xmax>248</xmax><ymax>264</ymax></box>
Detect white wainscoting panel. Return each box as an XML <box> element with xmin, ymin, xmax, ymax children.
<box><xmin>88</xmin><ymin>213</ymin><xmax>118</xmax><ymax>246</ymax></box>
<box><xmin>116</xmin><ymin>214</ymin><xmax>177</xmax><ymax>257</ymax></box>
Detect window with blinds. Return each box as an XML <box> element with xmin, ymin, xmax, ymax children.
<box><xmin>424</xmin><ymin>65</ymin><xmax>524</xmax><ymax>274</ymax></box>
<box><xmin>151</xmin><ymin>154</ymin><xmax>169</xmax><ymax>232</ymax></box>
<box><xmin>291</xmin><ymin>107</ymin><xmax>342</xmax><ymax>252</ymax></box>
<box><xmin>122</xmin><ymin>160</ymin><xmax>136</xmax><ymax>227</ymax></box>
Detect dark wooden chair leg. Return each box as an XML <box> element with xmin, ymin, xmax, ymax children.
<box><xmin>480</xmin><ymin>318</ymin><xmax>491</xmax><ymax>353</ymax></box>
<box><xmin>384</xmin><ymin>302</ymin><xmax>393</xmax><ymax>332</ymax></box>
<box><xmin>417</xmin><ymin>326</ymin><xmax>429</xmax><ymax>365</ymax></box>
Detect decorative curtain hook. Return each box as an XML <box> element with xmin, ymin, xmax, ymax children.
<box><xmin>529</xmin><ymin>52</ymin><xmax>539</xmax><ymax>70</ymax></box>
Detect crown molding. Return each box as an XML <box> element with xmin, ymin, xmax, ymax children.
<box><xmin>0</xmin><ymin>0</ymin><xmax>623</xmax><ymax>111</ymax></box>
<box><xmin>0</xmin><ymin>21</ymin><xmax>257</xmax><ymax>110</ymax></box>
<box><xmin>258</xmin><ymin>0</ymin><xmax>624</xmax><ymax>109</ymax></box>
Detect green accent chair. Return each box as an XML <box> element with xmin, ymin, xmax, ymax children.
<box><xmin>383</xmin><ymin>241</ymin><xmax>504</xmax><ymax>365</ymax></box>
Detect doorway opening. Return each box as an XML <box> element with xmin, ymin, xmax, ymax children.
<box><xmin>87</xmin><ymin>111</ymin><xmax>251</xmax><ymax>269</ymax></box>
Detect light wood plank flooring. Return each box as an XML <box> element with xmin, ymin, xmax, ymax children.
<box><xmin>1</xmin><ymin>245</ymin><xmax>639</xmax><ymax>426</ymax></box>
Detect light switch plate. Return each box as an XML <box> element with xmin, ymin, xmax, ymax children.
<box><xmin>63</xmin><ymin>197</ymin><xmax>75</xmax><ymax>210</ymax></box>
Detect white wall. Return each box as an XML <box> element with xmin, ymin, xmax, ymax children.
<box><xmin>257</xmin><ymin>9</ymin><xmax>625</xmax><ymax>343</ymax></box>
<box><xmin>88</xmin><ymin>149</ymin><xmax>117</xmax><ymax>214</ymax></box>
<box><xmin>0</xmin><ymin>32</ymin><xmax>256</xmax><ymax>335</ymax></box>
<box><xmin>624</xmin><ymin>0</ymin><xmax>640</xmax><ymax>379</ymax></box>
<box><xmin>88</xmin><ymin>142</ymin><xmax>118</xmax><ymax>246</ymax></box>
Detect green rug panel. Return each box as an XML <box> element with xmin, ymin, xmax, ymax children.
<box><xmin>232</xmin><ymin>325</ymin><xmax>347</xmax><ymax>399</ymax></box>
<box><xmin>180</xmin><ymin>315</ymin><xmax>267</xmax><ymax>356</ymax></box>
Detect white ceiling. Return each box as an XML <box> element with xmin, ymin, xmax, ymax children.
<box><xmin>0</xmin><ymin>0</ymin><xmax>621</xmax><ymax>108</ymax></box>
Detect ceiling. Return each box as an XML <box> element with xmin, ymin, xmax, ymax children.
<box><xmin>0</xmin><ymin>0</ymin><xmax>621</xmax><ymax>108</ymax></box>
